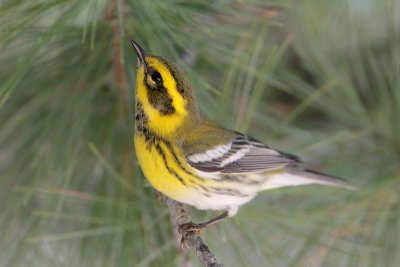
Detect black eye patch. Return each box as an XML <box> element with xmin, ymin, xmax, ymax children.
<box><xmin>150</xmin><ymin>71</ymin><xmax>162</xmax><ymax>84</ymax></box>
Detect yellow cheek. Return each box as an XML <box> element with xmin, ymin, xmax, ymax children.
<box><xmin>135</xmin><ymin>61</ymin><xmax>188</xmax><ymax>138</ymax></box>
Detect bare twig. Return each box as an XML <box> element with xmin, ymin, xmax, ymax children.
<box><xmin>164</xmin><ymin>197</ymin><xmax>224</xmax><ymax>267</ymax></box>
<box><xmin>167</xmin><ymin>201</ymin><xmax>192</xmax><ymax>267</ymax></box>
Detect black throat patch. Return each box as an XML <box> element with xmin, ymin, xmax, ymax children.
<box><xmin>135</xmin><ymin>101</ymin><xmax>149</xmax><ymax>133</ymax></box>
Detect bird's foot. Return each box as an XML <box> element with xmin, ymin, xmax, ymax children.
<box><xmin>178</xmin><ymin>222</ymin><xmax>206</xmax><ymax>249</ymax></box>
<box><xmin>178</xmin><ymin>212</ymin><xmax>229</xmax><ymax>249</ymax></box>
<box><xmin>178</xmin><ymin>221</ymin><xmax>206</xmax><ymax>234</ymax></box>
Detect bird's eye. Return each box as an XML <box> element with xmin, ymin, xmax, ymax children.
<box><xmin>150</xmin><ymin>71</ymin><xmax>162</xmax><ymax>83</ymax></box>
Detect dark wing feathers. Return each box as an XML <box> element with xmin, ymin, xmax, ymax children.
<box><xmin>185</xmin><ymin>135</ymin><xmax>299</xmax><ymax>174</ymax></box>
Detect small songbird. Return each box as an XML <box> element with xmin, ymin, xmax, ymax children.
<box><xmin>131</xmin><ymin>40</ymin><xmax>354</xmax><ymax>232</ymax></box>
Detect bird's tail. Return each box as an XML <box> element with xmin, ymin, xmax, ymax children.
<box><xmin>263</xmin><ymin>168</ymin><xmax>356</xmax><ymax>191</ymax></box>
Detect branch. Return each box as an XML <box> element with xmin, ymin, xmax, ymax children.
<box><xmin>164</xmin><ymin>197</ymin><xmax>225</xmax><ymax>267</ymax></box>
<box><xmin>104</xmin><ymin>0</ymin><xmax>128</xmax><ymax>126</ymax></box>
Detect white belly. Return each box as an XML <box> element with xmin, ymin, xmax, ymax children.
<box><xmin>181</xmin><ymin>188</ymin><xmax>256</xmax><ymax>216</ymax></box>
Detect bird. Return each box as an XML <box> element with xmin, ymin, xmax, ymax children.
<box><xmin>130</xmin><ymin>40</ymin><xmax>354</xmax><ymax>233</ymax></box>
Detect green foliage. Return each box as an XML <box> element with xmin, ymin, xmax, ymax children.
<box><xmin>1</xmin><ymin>0</ymin><xmax>399</xmax><ymax>266</ymax></box>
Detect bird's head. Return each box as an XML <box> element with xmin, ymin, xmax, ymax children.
<box><xmin>131</xmin><ymin>41</ymin><xmax>199</xmax><ymax>140</ymax></box>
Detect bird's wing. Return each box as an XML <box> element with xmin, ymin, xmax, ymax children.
<box><xmin>185</xmin><ymin>134</ymin><xmax>299</xmax><ymax>174</ymax></box>
<box><xmin>184</xmin><ymin>133</ymin><xmax>355</xmax><ymax>189</ymax></box>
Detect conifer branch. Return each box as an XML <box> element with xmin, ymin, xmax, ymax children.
<box><xmin>164</xmin><ymin>197</ymin><xmax>224</xmax><ymax>267</ymax></box>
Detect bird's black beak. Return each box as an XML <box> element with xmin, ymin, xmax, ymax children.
<box><xmin>131</xmin><ymin>40</ymin><xmax>148</xmax><ymax>71</ymax></box>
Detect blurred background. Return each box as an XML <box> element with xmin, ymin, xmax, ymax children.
<box><xmin>1</xmin><ymin>0</ymin><xmax>399</xmax><ymax>266</ymax></box>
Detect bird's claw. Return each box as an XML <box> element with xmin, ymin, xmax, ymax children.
<box><xmin>178</xmin><ymin>222</ymin><xmax>204</xmax><ymax>234</ymax></box>
<box><xmin>178</xmin><ymin>222</ymin><xmax>205</xmax><ymax>250</ymax></box>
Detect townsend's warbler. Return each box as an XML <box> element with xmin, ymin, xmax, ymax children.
<box><xmin>131</xmin><ymin>40</ymin><xmax>353</xmax><ymax>230</ymax></box>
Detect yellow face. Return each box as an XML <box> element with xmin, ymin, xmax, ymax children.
<box><xmin>135</xmin><ymin>56</ymin><xmax>189</xmax><ymax>138</ymax></box>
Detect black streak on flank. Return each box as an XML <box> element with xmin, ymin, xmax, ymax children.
<box><xmin>155</xmin><ymin>143</ymin><xmax>186</xmax><ymax>186</ymax></box>
<box><xmin>163</xmin><ymin>141</ymin><xmax>200</xmax><ymax>179</ymax></box>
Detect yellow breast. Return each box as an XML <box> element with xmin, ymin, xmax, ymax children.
<box><xmin>134</xmin><ymin>133</ymin><xmax>263</xmax><ymax>212</ymax></box>
<box><xmin>134</xmin><ymin>134</ymin><xmax>192</xmax><ymax>200</ymax></box>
